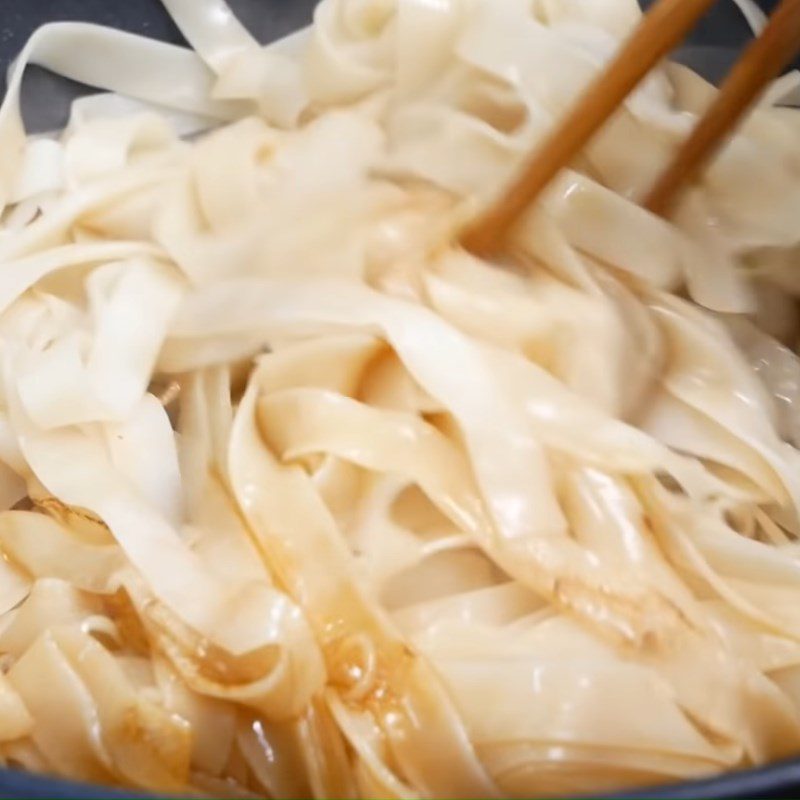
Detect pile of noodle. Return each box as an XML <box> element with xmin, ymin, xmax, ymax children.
<box><xmin>1</xmin><ymin>0</ymin><xmax>800</xmax><ymax>795</ymax></box>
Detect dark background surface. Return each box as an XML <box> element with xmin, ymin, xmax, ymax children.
<box><xmin>0</xmin><ymin>0</ymin><xmax>797</xmax><ymax>798</ymax></box>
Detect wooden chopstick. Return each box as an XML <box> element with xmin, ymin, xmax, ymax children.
<box><xmin>460</xmin><ymin>0</ymin><xmax>717</xmax><ymax>258</ymax></box>
<box><xmin>644</xmin><ymin>0</ymin><xmax>800</xmax><ymax>216</ymax></box>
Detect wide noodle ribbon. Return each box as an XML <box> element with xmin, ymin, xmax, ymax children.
<box><xmin>0</xmin><ymin>0</ymin><xmax>798</xmax><ymax>796</ymax></box>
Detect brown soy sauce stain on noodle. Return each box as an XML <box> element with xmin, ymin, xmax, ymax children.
<box><xmin>3</xmin><ymin>0</ymin><xmax>800</xmax><ymax>795</ymax></box>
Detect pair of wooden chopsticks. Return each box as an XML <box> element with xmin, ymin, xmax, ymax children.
<box><xmin>461</xmin><ymin>0</ymin><xmax>800</xmax><ymax>258</ymax></box>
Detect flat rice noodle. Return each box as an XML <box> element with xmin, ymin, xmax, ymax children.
<box><xmin>170</xmin><ymin>277</ymin><xmax>737</xmax><ymax>645</ymax></box>
<box><xmin>185</xmin><ymin>477</ymin><xmax>273</xmax><ymax>590</ymax></box>
<box><xmin>412</xmin><ymin>617</ymin><xmax>734</xmax><ymax>763</ymax></box>
<box><xmin>650</xmin><ymin>294</ymin><xmax>800</xmax><ymax>511</ymax></box>
<box><xmin>478</xmin><ymin>741</ymin><xmax>721</xmax><ymax>797</ymax></box>
<box><xmin>1</xmin><ymin>739</ymin><xmax>51</xmax><ymax>776</ymax></box>
<box><xmin>534</xmin><ymin>0</ymin><xmax>641</xmax><ymax>35</ymax></box>
<box><xmin>0</xmin><ymin>21</ymin><xmax>247</xmax><ymax>166</ymax></box>
<box><xmin>380</xmin><ymin>546</ymin><xmax>508</xmax><ymax>612</ymax></box>
<box><xmin>6</xmin><ymin>375</ymin><xmax>322</xmax><ymax>680</ymax></box>
<box><xmin>702</xmin><ymin>599</ymin><xmax>800</xmax><ymax>672</ymax></box>
<box><xmin>305</xmin><ymin>0</ymin><xmax>393</xmax><ymax>105</ymax></box>
<box><xmin>641</xmin><ymin>477</ymin><xmax>800</xmax><ymax>661</ymax></box>
<box><xmin>258</xmin><ymin>387</ymin><xmax>487</xmax><ymax>538</ymax></box>
<box><xmin>421</xmin><ymin>611</ymin><xmax>800</xmax><ymax>768</ymax></box>
<box><xmin>703</xmin><ymin>137</ymin><xmax>800</xmax><ymax>250</ymax></box>
<box><xmin>423</xmin><ymin>251</ymin><xmax>657</xmax><ymax>417</ymax></box>
<box><xmin>7</xmin><ymin>137</ymin><xmax>63</xmax><ymax>208</ymax></box>
<box><xmin>152</xmin><ymin>658</ymin><xmax>235</xmax><ymax>777</ymax></box>
<box><xmin>0</xmin><ymin>674</ymin><xmax>33</xmax><ymax>743</ymax></box>
<box><xmin>133</xmin><ymin>590</ymin><xmax>322</xmax><ymax>720</ymax></box>
<box><xmin>160</xmin><ymin>0</ymin><xmax>259</xmax><ymax>73</ymax></box>
<box><xmin>723</xmin><ymin>316</ymin><xmax>800</xmax><ymax>448</ymax></box>
<box><xmin>49</xmin><ymin>626</ymin><xmax>192</xmax><ymax>792</ymax></box>
<box><xmin>640</xmin><ymin>390</ymin><xmax>784</xmax><ymax>504</ymax></box>
<box><xmin>536</xmin><ymin>171</ymin><xmax>682</xmax><ymax>291</ymax></box>
<box><xmin>46</xmin><ymin>21</ymin><xmax>240</xmax><ymax>111</ymax></box>
<box><xmin>258</xmin><ymin>383</ymin><xmax>705</xmax><ymax>634</ymax></box>
<box><xmin>17</xmin><ymin>260</ymin><xmax>184</xmax><ymax>428</ymax></box>
<box><xmin>62</xmin><ymin>113</ymin><xmax>181</xmax><ymax>188</ymax></box>
<box><xmin>2</xmin><ymin>0</ymin><xmax>800</xmax><ymax>794</ymax></box>
<box><xmin>481</xmin><ymin>342</ymin><xmax>738</xmax><ymax>501</ymax></box>
<box><xmin>0</xmin><ymin>543</ymin><xmax>31</xmax><ymax>617</ymax></box>
<box><xmin>295</xmin><ymin>697</ymin><xmax>360</xmax><ymax>799</ymax></box>
<box><xmin>559</xmin><ymin>466</ymin><xmax>701</xmax><ymax>620</ymax></box>
<box><xmin>670</xmin><ymin>192</ymin><xmax>756</xmax><ymax>314</ymax></box>
<box><xmin>382</xmin><ymin>97</ymin><xmax>529</xmax><ymax>198</ymax></box>
<box><xmin>155</xmin><ymin>113</ymin><xmax>391</xmax><ymax>286</ymax></box>
<box><xmin>178</xmin><ymin>369</ymin><xmax>230</xmax><ymax>513</ymax></box>
<box><xmin>0</xmin><ymin>166</ymin><xmax>168</xmax><ymax>264</ymax></box>
<box><xmin>307</xmin><ymin>0</ymin><xmax>464</xmax><ymax>103</ymax></box>
<box><xmin>6</xmin><ymin>631</ymin><xmax>116</xmax><ymax>784</ymax></box>
<box><xmin>325</xmin><ymin>690</ymin><xmax>417</xmax><ymax>800</ymax></box>
<box><xmin>0</xmin><ymin>241</ymin><xmax>165</xmax><ymax>320</ymax></box>
<box><xmin>438</xmin><ymin>656</ymin><xmax>730</xmax><ymax>765</ymax></box>
<box><xmin>641</xmin><ymin>481</ymin><xmax>800</xmax><ymax>636</ymax></box>
<box><xmin>392</xmin><ymin>582</ymin><xmax>543</xmax><ymax>636</ymax></box>
<box><xmin>0</xmin><ymin>469</ymin><xmax>25</xmax><ymax>516</ymax></box>
<box><xmin>103</xmin><ymin>395</ymin><xmax>184</xmax><ymax>529</ymax></box>
<box><xmin>66</xmin><ymin>93</ymin><xmax>216</xmax><ymax>141</ymax></box>
<box><xmin>0</xmin><ymin>579</ymin><xmax>100</xmax><ymax>658</ymax></box>
<box><xmin>229</xmin><ymin>369</ymin><xmax>501</xmax><ymax>798</ymax></box>
<box><xmin>0</xmin><ymin>511</ymin><xmax>124</xmax><ymax>593</ymax></box>
<box><xmin>236</xmin><ymin>712</ymin><xmax>316</xmax><ymax>799</ymax></box>
<box><xmin>189</xmin><ymin>772</ymin><xmax>262</xmax><ymax>799</ymax></box>
<box><xmin>342</xmin><ymin>474</ymin><xmax>457</xmax><ymax>594</ymax></box>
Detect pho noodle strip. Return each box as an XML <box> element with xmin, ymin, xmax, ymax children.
<box><xmin>2</xmin><ymin>0</ymin><xmax>800</xmax><ymax>793</ymax></box>
<box><xmin>641</xmin><ymin>482</ymin><xmax>800</xmax><ymax>638</ymax></box>
<box><xmin>377</xmin><ymin>0</ymin><xmax>800</xmax><ymax>253</ymax></box>
<box><xmin>258</xmin><ymin>387</ymin><xmax>488</xmax><ymax>535</ymax></box>
<box><xmin>16</xmin><ymin>261</ymin><xmax>184</xmax><ymax>428</ymax></box>
<box><xmin>0</xmin><ymin>511</ymin><xmax>124</xmax><ymax>594</ymax></box>
<box><xmin>255</xmin><ymin>366</ymin><xmax>788</xmax><ymax>752</ymax></box>
<box><xmin>421</xmin><ymin>252</ymin><xmax>663</xmax><ymax>419</ymax></box>
<box><xmin>0</xmin><ymin>20</ymin><xmax>246</xmax><ymax>208</ymax></box>
<box><xmin>649</xmin><ymin>294</ymin><xmax>800</xmax><ymax>510</ymax></box>
<box><xmin>0</xmin><ymin>166</ymin><xmax>169</xmax><ymax>263</ymax></box>
<box><xmin>229</xmin><ymin>369</ymin><xmax>501</xmax><ymax>798</ymax></box>
<box><xmin>0</xmin><ymin>241</ymin><xmax>166</xmax><ymax>318</ymax></box>
<box><xmin>60</xmin><ymin>113</ymin><xmax>183</xmax><ymax>189</ymax></box>
<box><xmin>168</xmin><ymin>276</ymin><xmax>724</xmax><ymax>491</ymax></box>
<box><xmin>419</xmin><ymin>630</ymin><xmax>736</xmax><ymax>774</ymax></box>
<box><xmin>152</xmin><ymin>659</ymin><xmax>238</xmax><ymax>779</ymax></box>
<box><xmin>159</xmin><ymin>0</ymin><xmax>260</xmax><ymax>72</ymax></box>
<box><xmin>6</xmin><ymin>630</ymin><xmax>118</xmax><ymax>785</ymax></box>
<box><xmin>103</xmin><ymin>395</ymin><xmax>184</xmax><ymax>528</ymax></box>
<box><xmin>0</xmin><ymin>554</ymin><xmax>30</xmax><ymax>618</ymax></box>
<box><xmin>160</xmin><ymin>0</ymin><xmax>309</xmax><ymax>128</ymax></box>
<box><xmin>257</xmin><ymin>386</ymin><xmax>703</xmax><ymax>630</ymax></box>
<box><xmin>42</xmin><ymin>627</ymin><xmax>191</xmax><ymax>791</ymax></box>
<box><xmin>0</xmin><ymin>675</ymin><xmax>33</xmax><ymax>744</ymax></box>
<box><xmin>640</xmin><ymin>390</ymin><xmax>783</xmax><ymax>503</ymax></box>
<box><xmin>177</xmin><ymin>278</ymin><xmax>710</xmax><ymax>645</ymax></box>
<box><xmin>3</xmin><ymin>375</ymin><xmax>321</xmax><ymax>675</ymax></box>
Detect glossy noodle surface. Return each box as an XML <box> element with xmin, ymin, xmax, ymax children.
<box><xmin>1</xmin><ymin>0</ymin><xmax>800</xmax><ymax>796</ymax></box>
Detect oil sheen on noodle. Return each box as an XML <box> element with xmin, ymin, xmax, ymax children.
<box><xmin>1</xmin><ymin>0</ymin><xmax>800</xmax><ymax>796</ymax></box>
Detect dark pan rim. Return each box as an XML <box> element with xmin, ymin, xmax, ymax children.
<box><xmin>1</xmin><ymin>757</ymin><xmax>800</xmax><ymax>799</ymax></box>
